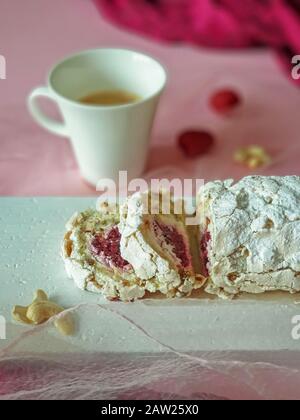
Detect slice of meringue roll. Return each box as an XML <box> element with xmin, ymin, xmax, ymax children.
<box><xmin>119</xmin><ymin>191</ymin><xmax>204</xmax><ymax>298</ymax></box>
<box><xmin>62</xmin><ymin>202</ymin><xmax>147</xmax><ymax>301</ymax></box>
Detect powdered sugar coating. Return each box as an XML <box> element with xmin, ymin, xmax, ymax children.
<box><xmin>198</xmin><ymin>176</ymin><xmax>300</xmax><ymax>297</ymax></box>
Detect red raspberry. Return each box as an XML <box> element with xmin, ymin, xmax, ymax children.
<box><xmin>152</xmin><ymin>219</ymin><xmax>191</xmax><ymax>268</ymax></box>
<box><xmin>210</xmin><ymin>89</ymin><xmax>241</xmax><ymax>113</ymax></box>
<box><xmin>90</xmin><ymin>227</ymin><xmax>131</xmax><ymax>270</ymax></box>
<box><xmin>178</xmin><ymin>130</ymin><xmax>215</xmax><ymax>158</ymax></box>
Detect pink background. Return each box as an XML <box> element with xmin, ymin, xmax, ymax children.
<box><xmin>1</xmin><ymin>0</ymin><xmax>300</xmax><ymax>196</ymax></box>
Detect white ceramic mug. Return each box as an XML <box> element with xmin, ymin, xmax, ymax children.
<box><xmin>28</xmin><ymin>48</ymin><xmax>167</xmax><ymax>186</ymax></box>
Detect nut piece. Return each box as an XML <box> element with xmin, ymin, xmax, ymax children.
<box><xmin>12</xmin><ymin>305</ymin><xmax>32</xmax><ymax>324</ymax></box>
<box><xmin>12</xmin><ymin>289</ymin><xmax>74</xmax><ymax>336</ymax></box>
<box><xmin>194</xmin><ymin>274</ymin><xmax>207</xmax><ymax>289</ymax></box>
<box><xmin>247</xmin><ymin>157</ymin><xmax>262</xmax><ymax>169</ymax></box>
<box><xmin>33</xmin><ymin>289</ymin><xmax>48</xmax><ymax>302</ymax></box>
<box><xmin>63</xmin><ymin>232</ymin><xmax>73</xmax><ymax>257</ymax></box>
<box><xmin>234</xmin><ymin>145</ymin><xmax>271</xmax><ymax>169</ymax></box>
<box><xmin>54</xmin><ymin>313</ymin><xmax>75</xmax><ymax>336</ymax></box>
<box><xmin>234</xmin><ymin>148</ymin><xmax>249</xmax><ymax>163</ymax></box>
<box><xmin>26</xmin><ymin>301</ymin><xmax>64</xmax><ymax>325</ymax></box>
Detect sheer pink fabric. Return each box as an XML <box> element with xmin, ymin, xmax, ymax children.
<box><xmin>1</xmin><ymin>305</ymin><xmax>300</xmax><ymax>400</ymax></box>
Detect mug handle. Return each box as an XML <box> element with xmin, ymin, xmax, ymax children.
<box><xmin>28</xmin><ymin>86</ymin><xmax>68</xmax><ymax>137</ymax></box>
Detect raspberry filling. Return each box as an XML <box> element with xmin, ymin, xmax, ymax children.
<box><xmin>200</xmin><ymin>230</ymin><xmax>211</xmax><ymax>276</ymax></box>
<box><xmin>152</xmin><ymin>219</ymin><xmax>191</xmax><ymax>269</ymax></box>
<box><xmin>90</xmin><ymin>226</ymin><xmax>131</xmax><ymax>271</ymax></box>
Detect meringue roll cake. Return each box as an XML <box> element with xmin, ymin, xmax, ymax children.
<box><xmin>62</xmin><ymin>202</ymin><xmax>147</xmax><ymax>301</ymax></box>
<box><xmin>119</xmin><ymin>191</ymin><xmax>204</xmax><ymax>298</ymax></box>
<box><xmin>198</xmin><ymin>176</ymin><xmax>300</xmax><ymax>298</ymax></box>
<box><xmin>63</xmin><ymin>175</ymin><xmax>300</xmax><ymax>301</ymax></box>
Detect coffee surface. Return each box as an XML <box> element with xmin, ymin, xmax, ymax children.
<box><xmin>79</xmin><ymin>89</ymin><xmax>140</xmax><ymax>106</ymax></box>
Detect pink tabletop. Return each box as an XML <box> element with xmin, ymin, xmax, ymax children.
<box><xmin>1</xmin><ymin>0</ymin><xmax>300</xmax><ymax>196</ymax></box>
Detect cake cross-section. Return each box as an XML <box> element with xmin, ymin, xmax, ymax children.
<box><xmin>119</xmin><ymin>191</ymin><xmax>204</xmax><ymax>298</ymax></box>
<box><xmin>62</xmin><ymin>202</ymin><xmax>147</xmax><ymax>301</ymax></box>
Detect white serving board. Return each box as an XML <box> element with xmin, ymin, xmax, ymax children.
<box><xmin>1</xmin><ymin>198</ymin><xmax>300</xmax><ymax>363</ymax></box>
